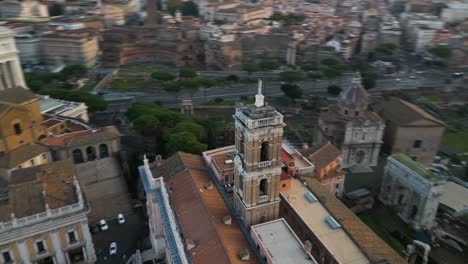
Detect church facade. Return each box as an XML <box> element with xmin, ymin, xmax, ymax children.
<box><xmin>316</xmin><ymin>74</ymin><xmax>384</xmax><ymax>167</ymax></box>
<box><xmin>232</xmin><ymin>80</ymin><xmax>284</xmax><ymax>227</ymax></box>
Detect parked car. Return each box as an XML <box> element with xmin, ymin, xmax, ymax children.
<box><xmin>90</xmin><ymin>224</ymin><xmax>100</xmax><ymax>233</ymax></box>
<box><xmin>99</xmin><ymin>219</ymin><xmax>109</xmax><ymax>231</ymax></box>
<box><xmin>109</xmin><ymin>242</ymin><xmax>117</xmax><ymax>256</ymax></box>
<box><xmin>117</xmin><ymin>213</ymin><xmax>125</xmax><ymax>224</ymax></box>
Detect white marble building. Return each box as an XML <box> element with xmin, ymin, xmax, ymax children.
<box><xmin>379</xmin><ymin>154</ymin><xmax>446</xmax><ymax>230</ymax></box>
<box><xmin>0</xmin><ymin>27</ymin><xmax>26</xmax><ymax>90</ymax></box>
<box><xmin>316</xmin><ymin>74</ymin><xmax>384</xmax><ymax>167</ymax></box>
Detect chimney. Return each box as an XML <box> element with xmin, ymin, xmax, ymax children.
<box><xmin>223</xmin><ymin>215</ymin><xmax>232</xmax><ymax>225</ymax></box>
<box><xmin>204</xmin><ymin>181</ymin><xmax>213</xmax><ymax>190</ymax></box>
<box><xmin>302</xmin><ymin>143</ymin><xmax>309</xmax><ymax>152</ymax></box>
<box><xmin>186</xmin><ymin>239</ymin><xmax>196</xmax><ymax>250</ymax></box>
<box><xmin>238</xmin><ymin>249</ymin><xmax>250</xmax><ymax>261</ymax></box>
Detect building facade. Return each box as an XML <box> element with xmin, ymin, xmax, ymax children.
<box><xmin>379</xmin><ymin>154</ymin><xmax>446</xmax><ymax>230</ymax></box>
<box><xmin>316</xmin><ymin>74</ymin><xmax>384</xmax><ymax>167</ymax></box>
<box><xmin>233</xmin><ymin>80</ymin><xmax>284</xmax><ymax>227</ymax></box>
<box><xmin>0</xmin><ymin>0</ymin><xmax>49</xmax><ymax>19</ymax></box>
<box><xmin>0</xmin><ymin>160</ymin><xmax>96</xmax><ymax>264</ymax></box>
<box><xmin>0</xmin><ymin>27</ymin><xmax>26</xmax><ymax>91</ymax></box>
<box><xmin>374</xmin><ymin>97</ymin><xmax>446</xmax><ymax>165</ymax></box>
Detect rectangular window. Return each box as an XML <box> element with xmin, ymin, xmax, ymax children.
<box><xmin>2</xmin><ymin>251</ymin><xmax>12</xmax><ymax>263</ymax></box>
<box><xmin>413</xmin><ymin>140</ymin><xmax>422</xmax><ymax>148</ymax></box>
<box><xmin>68</xmin><ymin>231</ymin><xmax>77</xmax><ymax>243</ymax></box>
<box><xmin>30</xmin><ymin>159</ymin><xmax>35</xmax><ymax>166</ymax></box>
<box><xmin>335</xmin><ymin>183</ymin><xmax>340</xmax><ymax>189</ymax></box>
<box><xmin>282</xmin><ymin>183</ymin><xmax>286</xmax><ymax>188</ymax></box>
<box><xmin>36</xmin><ymin>241</ymin><xmax>45</xmax><ymax>253</ymax></box>
<box><xmin>13</xmin><ymin>123</ymin><xmax>22</xmax><ymax>135</ymax></box>
<box><xmin>42</xmin><ymin>153</ymin><xmax>47</xmax><ymax>160</ymax></box>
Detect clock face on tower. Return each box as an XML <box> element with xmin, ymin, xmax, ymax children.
<box><xmin>232</xmin><ymin>80</ymin><xmax>284</xmax><ymax>227</ymax></box>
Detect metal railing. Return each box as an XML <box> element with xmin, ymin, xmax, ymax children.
<box><xmin>258</xmin><ymin>161</ymin><xmax>271</xmax><ymax>169</ymax></box>
<box><xmin>258</xmin><ymin>195</ymin><xmax>269</xmax><ymax>204</ymax></box>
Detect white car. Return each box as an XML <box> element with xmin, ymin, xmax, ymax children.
<box><xmin>109</xmin><ymin>242</ymin><xmax>117</xmax><ymax>256</ymax></box>
<box><xmin>117</xmin><ymin>213</ymin><xmax>125</xmax><ymax>224</ymax></box>
<box><xmin>99</xmin><ymin>219</ymin><xmax>109</xmax><ymax>231</ymax></box>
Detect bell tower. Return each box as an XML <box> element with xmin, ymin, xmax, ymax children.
<box><xmin>233</xmin><ymin>80</ymin><xmax>284</xmax><ymax>227</ymax></box>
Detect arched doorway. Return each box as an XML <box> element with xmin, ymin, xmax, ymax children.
<box><xmin>73</xmin><ymin>149</ymin><xmax>84</xmax><ymax>164</ymax></box>
<box><xmin>86</xmin><ymin>146</ymin><xmax>96</xmax><ymax>161</ymax></box>
<box><xmin>99</xmin><ymin>144</ymin><xmax>109</xmax><ymax>158</ymax></box>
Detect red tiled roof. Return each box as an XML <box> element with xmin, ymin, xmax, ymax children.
<box><xmin>41</xmin><ymin>130</ymin><xmax>93</xmax><ymax>147</ymax></box>
<box><xmin>280</xmin><ymin>149</ymin><xmax>294</xmax><ymax>163</ymax></box>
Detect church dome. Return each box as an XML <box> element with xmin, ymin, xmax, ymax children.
<box><xmin>339</xmin><ymin>73</ymin><xmax>368</xmax><ymax>110</ymax></box>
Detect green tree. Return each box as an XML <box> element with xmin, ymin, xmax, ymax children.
<box><xmin>226</xmin><ymin>74</ymin><xmax>239</xmax><ymax>82</ymax></box>
<box><xmin>165</xmin><ymin>0</ymin><xmax>183</xmax><ymax>15</ymax></box>
<box><xmin>301</xmin><ymin>64</ymin><xmax>318</xmax><ymax>71</ymax></box>
<box><xmin>49</xmin><ymin>3</ymin><xmax>64</xmax><ymax>16</ymax></box>
<box><xmin>179</xmin><ymin>68</ymin><xmax>197</xmax><ymax>79</ymax></box>
<box><xmin>327</xmin><ymin>85</ymin><xmax>342</xmax><ymax>95</ymax></box>
<box><xmin>322</xmin><ymin>68</ymin><xmax>341</xmax><ymax>81</ymax></box>
<box><xmin>151</xmin><ymin>69</ymin><xmax>175</xmax><ymax>81</ymax></box>
<box><xmin>38</xmin><ymin>89</ymin><xmax>107</xmax><ymax>112</ymax></box>
<box><xmin>166</xmin><ymin>132</ymin><xmax>207</xmax><ymax>155</ymax></box>
<box><xmin>281</xmin><ymin>83</ymin><xmax>303</xmax><ymax>101</ymax></box>
<box><xmin>181</xmin><ymin>1</ymin><xmax>199</xmax><ymax>16</ymax></box>
<box><xmin>361</xmin><ymin>71</ymin><xmax>377</xmax><ymax>90</ymax></box>
<box><xmin>428</xmin><ymin>45</ymin><xmax>451</xmax><ymax>58</ymax></box>
<box><xmin>194</xmin><ymin>76</ymin><xmax>217</xmax><ymax>88</ymax></box>
<box><xmin>376</xmin><ymin>43</ymin><xmax>398</xmax><ymax>56</ymax></box>
<box><xmin>280</xmin><ymin>70</ymin><xmax>303</xmax><ymax>83</ymax></box>
<box><xmin>133</xmin><ymin>114</ymin><xmax>160</xmax><ymax>135</ymax></box>
<box><xmin>173</xmin><ymin>121</ymin><xmax>206</xmax><ymax>141</ymax></box>
<box><xmin>259</xmin><ymin>60</ymin><xmax>280</xmax><ymax>70</ymax></box>
<box><xmin>241</xmin><ymin>63</ymin><xmax>260</xmax><ymax>74</ymax></box>
<box><xmin>320</xmin><ymin>58</ymin><xmax>340</xmax><ymax>67</ymax></box>
<box><xmin>61</xmin><ymin>64</ymin><xmax>87</xmax><ymax>77</ymax></box>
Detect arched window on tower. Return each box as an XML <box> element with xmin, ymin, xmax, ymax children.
<box><xmin>259</xmin><ymin>178</ymin><xmax>268</xmax><ymax>196</ymax></box>
<box><xmin>99</xmin><ymin>144</ymin><xmax>109</xmax><ymax>158</ymax></box>
<box><xmin>73</xmin><ymin>149</ymin><xmax>84</xmax><ymax>164</ymax></box>
<box><xmin>86</xmin><ymin>146</ymin><xmax>96</xmax><ymax>161</ymax></box>
<box><xmin>260</xmin><ymin>141</ymin><xmax>269</xmax><ymax>162</ymax></box>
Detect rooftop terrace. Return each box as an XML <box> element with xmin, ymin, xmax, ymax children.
<box><xmin>392</xmin><ymin>153</ymin><xmax>441</xmax><ymax>183</ymax></box>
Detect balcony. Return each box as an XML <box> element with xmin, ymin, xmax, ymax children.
<box><xmin>258</xmin><ymin>161</ymin><xmax>271</xmax><ymax>169</ymax></box>
<box><xmin>258</xmin><ymin>195</ymin><xmax>269</xmax><ymax>204</ymax></box>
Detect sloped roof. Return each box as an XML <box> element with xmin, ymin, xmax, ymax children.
<box><xmin>157</xmin><ymin>152</ymin><xmax>259</xmax><ymax>264</ymax></box>
<box><xmin>41</xmin><ymin>130</ymin><xmax>93</xmax><ymax>147</ymax></box>
<box><xmin>305</xmin><ymin>142</ymin><xmax>341</xmax><ymax>170</ymax></box>
<box><xmin>62</xmin><ymin>126</ymin><xmax>119</xmax><ymax>147</ymax></box>
<box><xmin>0</xmin><ymin>87</ymin><xmax>38</xmax><ymax>105</ymax></box>
<box><xmin>0</xmin><ymin>143</ymin><xmax>49</xmax><ymax>169</ymax></box>
<box><xmin>0</xmin><ymin>159</ymin><xmax>77</xmax><ymax>222</ymax></box>
<box><xmin>302</xmin><ymin>177</ymin><xmax>406</xmax><ymax>264</ymax></box>
<box><xmin>381</xmin><ymin>97</ymin><xmax>446</xmax><ymax>126</ymax></box>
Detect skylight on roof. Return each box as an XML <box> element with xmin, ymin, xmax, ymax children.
<box><xmin>325</xmin><ymin>216</ymin><xmax>341</xmax><ymax>229</ymax></box>
<box><xmin>304</xmin><ymin>192</ymin><xmax>318</xmax><ymax>203</ymax></box>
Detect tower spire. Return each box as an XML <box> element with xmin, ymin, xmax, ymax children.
<box><xmin>255</xmin><ymin>79</ymin><xmax>265</xmax><ymax>107</ymax></box>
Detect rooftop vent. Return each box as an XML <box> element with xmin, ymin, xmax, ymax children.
<box><xmin>325</xmin><ymin>216</ymin><xmax>341</xmax><ymax>229</ymax></box>
<box><xmin>223</xmin><ymin>215</ymin><xmax>232</xmax><ymax>225</ymax></box>
<box><xmin>304</xmin><ymin>192</ymin><xmax>317</xmax><ymax>203</ymax></box>
<box><xmin>204</xmin><ymin>181</ymin><xmax>213</xmax><ymax>190</ymax></box>
<box><xmin>238</xmin><ymin>249</ymin><xmax>250</xmax><ymax>261</ymax></box>
<box><xmin>224</xmin><ymin>159</ymin><xmax>233</xmax><ymax>164</ymax></box>
<box><xmin>186</xmin><ymin>239</ymin><xmax>196</xmax><ymax>250</ymax></box>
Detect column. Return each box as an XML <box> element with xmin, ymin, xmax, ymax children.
<box><xmin>50</xmin><ymin>229</ymin><xmax>67</xmax><ymax>264</ymax></box>
<box><xmin>2</xmin><ymin>62</ymin><xmax>12</xmax><ymax>89</ymax></box>
<box><xmin>16</xmin><ymin>239</ymin><xmax>31</xmax><ymax>264</ymax></box>
<box><xmin>10</xmin><ymin>59</ymin><xmax>26</xmax><ymax>89</ymax></box>
<box><xmin>81</xmin><ymin>221</ymin><xmax>97</xmax><ymax>263</ymax></box>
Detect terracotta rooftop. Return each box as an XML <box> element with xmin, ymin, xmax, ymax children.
<box><xmin>379</xmin><ymin>97</ymin><xmax>446</xmax><ymax>127</ymax></box>
<box><xmin>0</xmin><ymin>159</ymin><xmax>78</xmax><ymax>222</ymax></box>
<box><xmin>305</xmin><ymin>142</ymin><xmax>341</xmax><ymax>170</ymax></box>
<box><xmin>301</xmin><ymin>177</ymin><xmax>406</xmax><ymax>264</ymax></box>
<box><xmin>41</xmin><ymin>130</ymin><xmax>93</xmax><ymax>147</ymax></box>
<box><xmin>0</xmin><ymin>87</ymin><xmax>38</xmax><ymax>105</ymax></box>
<box><xmin>157</xmin><ymin>152</ymin><xmax>259</xmax><ymax>264</ymax></box>
<box><xmin>212</xmin><ymin>152</ymin><xmax>235</xmax><ymax>172</ymax></box>
<box><xmin>61</xmin><ymin>126</ymin><xmax>119</xmax><ymax>148</ymax></box>
<box><xmin>0</xmin><ymin>143</ymin><xmax>49</xmax><ymax>169</ymax></box>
